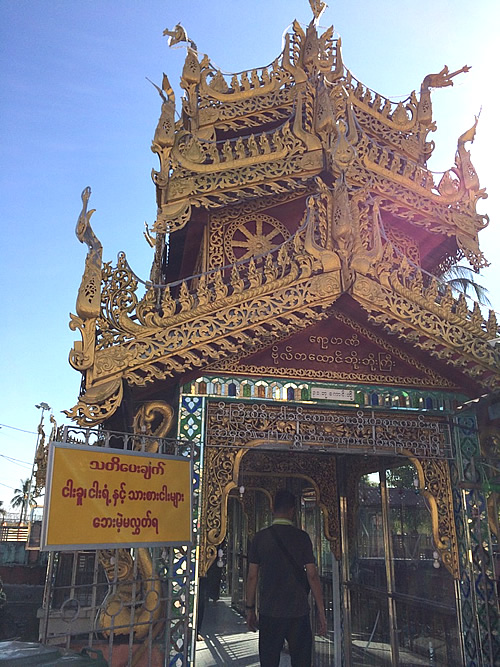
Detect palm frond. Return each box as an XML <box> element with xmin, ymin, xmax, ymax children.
<box><xmin>440</xmin><ymin>265</ymin><xmax>491</xmax><ymax>307</ymax></box>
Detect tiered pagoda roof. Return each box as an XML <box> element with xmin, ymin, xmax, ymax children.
<box><xmin>66</xmin><ymin>3</ymin><xmax>499</xmax><ymax>426</ymax></box>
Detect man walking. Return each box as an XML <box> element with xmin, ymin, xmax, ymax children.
<box><xmin>245</xmin><ymin>489</ymin><xmax>327</xmax><ymax>667</ymax></box>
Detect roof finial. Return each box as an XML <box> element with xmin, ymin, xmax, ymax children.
<box><xmin>309</xmin><ymin>0</ymin><xmax>327</xmax><ymax>23</ymax></box>
<box><xmin>163</xmin><ymin>23</ymin><xmax>197</xmax><ymax>51</ymax></box>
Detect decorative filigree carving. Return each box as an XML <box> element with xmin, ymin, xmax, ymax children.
<box><xmin>407</xmin><ymin>453</ymin><xmax>460</xmax><ymax>578</ymax></box>
<box><xmin>68</xmin><ymin>180</ymin><xmax>498</xmax><ymax>422</ymax></box>
<box><xmin>200</xmin><ymin>400</ymin><xmax>458</xmax><ymax>575</ymax></box>
<box><xmin>353</xmin><ymin>276</ymin><xmax>500</xmax><ymax>390</ymax></box>
<box><xmin>149</xmin><ymin>13</ymin><xmax>485</xmax><ymax>236</ymax></box>
<box><xmin>206</xmin><ymin>401</ymin><xmax>453</xmax><ymax>459</ymax></box>
<box><xmin>199</xmin><ymin>442</ymin><xmax>341</xmax><ymax>575</ymax></box>
<box><xmin>66</xmin><ymin>11</ymin><xmax>498</xmax><ymax>428</ymax></box>
<box><xmin>199</xmin><ymin>446</ymin><xmax>240</xmax><ymax>573</ymax></box>
<box><xmin>208</xmin><ymin>191</ymin><xmax>312</xmax><ymax>269</ymax></box>
<box><xmin>224</xmin><ymin>213</ymin><xmax>291</xmax><ymax>262</ymax></box>
<box><xmin>64</xmin><ymin>378</ymin><xmax>123</xmax><ymax>427</ymax></box>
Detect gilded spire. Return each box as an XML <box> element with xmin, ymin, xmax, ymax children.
<box><xmin>309</xmin><ymin>0</ymin><xmax>327</xmax><ymax>23</ymax></box>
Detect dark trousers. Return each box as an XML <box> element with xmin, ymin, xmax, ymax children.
<box><xmin>258</xmin><ymin>613</ymin><xmax>312</xmax><ymax>667</ymax></box>
<box><xmin>196</xmin><ymin>577</ymin><xmax>208</xmax><ymax>633</ymax></box>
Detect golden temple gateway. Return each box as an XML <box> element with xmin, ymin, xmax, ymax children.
<box><xmin>44</xmin><ymin>2</ymin><xmax>500</xmax><ymax>665</ymax></box>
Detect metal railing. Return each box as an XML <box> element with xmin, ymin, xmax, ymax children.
<box><xmin>37</xmin><ymin>427</ymin><xmax>196</xmax><ymax>666</ymax></box>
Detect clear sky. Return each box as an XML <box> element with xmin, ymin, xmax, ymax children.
<box><xmin>1</xmin><ymin>0</ymin><xmax>499</xmax><ymax>509</ymax></box>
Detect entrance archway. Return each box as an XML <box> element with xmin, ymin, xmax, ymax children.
<box><xmin>197</xmin><ymin>459</ymin><xmax>341</xmax><ymax>666</ymax></box>
<box><xmin>195</xmin><ymin>399</ymin><xmax>461</xmax><ymax>665</ymax></box>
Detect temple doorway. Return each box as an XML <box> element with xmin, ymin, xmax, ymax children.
<box><xmin>196</xmin><ymin>449</ymin><xmax>461</xmax><ymax>666</ymax></box>
<box><xmin>196</xmin><ymin>469</ymin><xmax>335</xmax><ymax>666</ymax></box>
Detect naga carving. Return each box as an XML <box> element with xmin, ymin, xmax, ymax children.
<box><xmin>75</xmin><ymin>187</ymin><xmax>102</xmax><ymax>320</ymax></box>
<box><xmin>407</xmin><ymin>452</ymin><xmax>460</xmax><ymax>578</ymax></box>
<box><xmin>98</xmin><ymin>547</ymin><xmax>162</xmax><ymax>640</ymax></box>
<box><xmin>418</xmin><ymin>64</ymin><xmax>471</xmax><ymax>126</ymax></box>
<box><xmin>97</xmin><ymin>401</ymin><xmax>174</xmax><ymax>639</ymax></box>
<box><xmin>69</xmin><ymin>188</ymin><xmax>102</xmax><ymax>373</ymax></box>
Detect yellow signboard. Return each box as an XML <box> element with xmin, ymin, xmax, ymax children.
<box><xmin>42</xmin><ymin>444</ymin><xmax>192</xmax><ymax>550</ymax></box>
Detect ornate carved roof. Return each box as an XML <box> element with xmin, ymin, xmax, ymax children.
<box><xmin>151</xmin><ymin>11</ymin><xmax>486</xmax><ymax>271</ymax></box>
<box><xmin>66</xmin><ymin>7</ymin><xmax>499</xmax><ymax>427</ymax></box>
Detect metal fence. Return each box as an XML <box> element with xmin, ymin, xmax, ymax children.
<box><xmin>39</xmin><ymin>545</ymin><xmax>193</xmax><ymax>666</ymax></box>
<box><xmin>38</xmin><ymin>427</ymin><xmax>196</xmax><ymax>667</ymax></box>
<box><xmin>0</xmin><ymin>524</ymin><xmax>28</xmax><ymax>542</ymax></box>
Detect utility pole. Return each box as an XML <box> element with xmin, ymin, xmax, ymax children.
<box><xmin>26</xmin><ymin>402</ymin><xmax>52</xmax><ymax>522</ymax></box>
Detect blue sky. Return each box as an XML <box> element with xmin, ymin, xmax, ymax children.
<box><xmin>1</xmin><ymin>0</ymin><xmax>499</xmax><ymax>509</ymax></box>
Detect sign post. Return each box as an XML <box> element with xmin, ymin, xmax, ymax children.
<box><xmin>41</xmin><ymin>443</ymin><xmax>192</xmax><ymax>550</ymax></box>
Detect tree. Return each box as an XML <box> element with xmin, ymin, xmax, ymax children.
<box><xmin>0</xmin><ymin>500</ymin><xmax>5</xmax><ymax>522</ymax></box>
<box><xmin>441</xmin><ymin>264</ymin><xmax>491</xmax><ymax>307</ymax></box>
<box><xmin>11</xmin><ymin>478</ymin><xmax>32</xmax><ymax>523</ymax></box>
<box><xmin>386</xmin><ymin>464</ymin><xmax>416</xmax><ymax>489</ymax></box>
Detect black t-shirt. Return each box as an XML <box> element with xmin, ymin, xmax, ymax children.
<box><xmin>248</xmin><ymin>523</ymin><xmax>315</xmax><ymax>617</ymax></box>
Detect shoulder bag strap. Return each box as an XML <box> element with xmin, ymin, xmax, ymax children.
<box><xmin>269</xmin><ymin>526</ymin><xmax>309</xmax><ymax>592</ymax></box>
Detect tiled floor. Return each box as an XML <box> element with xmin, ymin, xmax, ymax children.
<box><xmin>194</xmin><ymin>598</ymin><xmax>291</xmax><ymax>666</ymax></box>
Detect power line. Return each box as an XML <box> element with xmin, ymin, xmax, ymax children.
<box><xmin>0</xmin><ymin>454</ymin><xmax>31</xmax><ymax>467</ymax></box>
<box><xmin>0</xmin><ymin>423</ymin><xmax>37</xmax><ymax>435</ymax></box>
<box><xmin>0</xmin><ymin>481</ymin><xmax>16</xmax><ymax>491</ymax></box>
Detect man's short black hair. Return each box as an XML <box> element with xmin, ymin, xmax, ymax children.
<box><xmin>274</xmin><ymin>489</ymin><xmax>295</xmax><ymax>513</ymax></box>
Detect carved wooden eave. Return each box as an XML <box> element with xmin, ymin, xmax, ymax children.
<box><xmin>66</xmin><ymin>9</ymin><xmax>497</xmax><ymax>426</ymax></box>
<box><xmin>67</xmin><ymin>179</ymin><xmax>500</xmax><ymax>426</ymax></box>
